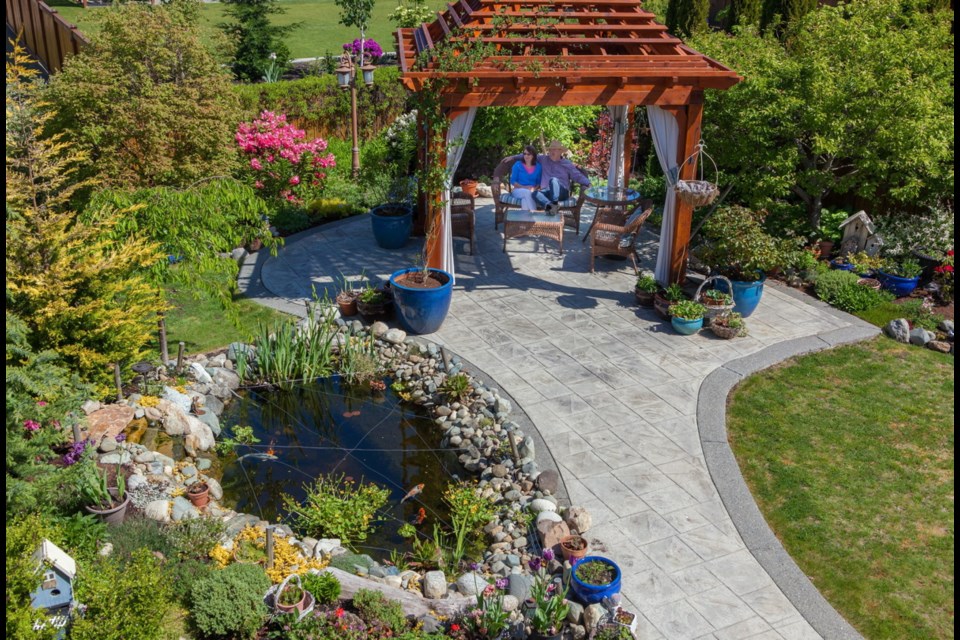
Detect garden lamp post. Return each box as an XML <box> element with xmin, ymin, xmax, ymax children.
<box><xmin>335</xmin><ymin>51</ymin><xmax>376</xmax><ymax>177</ymax></box>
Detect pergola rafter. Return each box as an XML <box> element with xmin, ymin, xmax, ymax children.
<box><xmin>395</xmin><ymin>0</ymin><xmax>741</xmax><ymax>283</ymax></box>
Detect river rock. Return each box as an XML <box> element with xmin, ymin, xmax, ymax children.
<box><xmin>209</xmin><ymin>367</ymin><xmax>241</xmax><ymax>391</ymax></box>
<box><xmin>529</xmin><ymin>498</ymin><xmax>557</xmax><ymax>514</ymax></box>
<box><xmin>884</xmin><ymin>319</ymin><xmax>910</xmax><ymax>343</ymax></box>
<box><xmin>535</xmin><ymin>469</ymin><xmax>560</xmax><ymax>494</ymax></box>
<box><xmin>144</xmin><ymin>499</ymin><xmax>171</xmax><ymax>523</ymax></box>
<box><xmin>423</xmin><ymin>570</ymin><xmax>447</xmax><ymax>599</ymax></box>
<box><xmin>927</xmin><ymin>340</ymin><xmax>952</xmax><ymax>353</ymax></box>
<box><xmin>563</xmin><ymin>506</ymin><xmax>593</xmax><ymax>534</ymax></box>
<box><xmin>567</xmin><ymin>601</ymin><xmax>584</xmax><ymax>624</ymax></box>
<box><xmin>536</xmin><ymin>511</ymin><xmax>563</xmax><ymax>526</ymax></box>
<box><xmin>540</xmin><ymin>520</ymin><xmax>571</xmax><ymax>551</ymax></box>
<box><xmin>508</xmin><ymin>573</ymin><xmax>532</xmax><ymax>602</ymax></box>
<box><xmin>171</xmin><ymin>497</ymin><xmax>199</xmax><ymax>521</ymax></box>
<box><xmin>205</xmin><ymin>477</ymin><xmax>223</xmax><ymax>501</ymax></box>
<box><xmin>502</xmin><ymin>595</ymin><xmax>520</xmax><ymax>612</ymax></box>
<box><xmin>98</xmin><ymin>437</ymin><xmax>118</xmax><ymax>453</ymax></box>
<box><xmin>456</xmin><ymin>572</ymin><xmax>489</xmax><ymax>596</ymax></box>
<box><xmin>384</xmin><ymin>328</ymin><xmax>407</xmax><ymax>345</ymax></box>
<box><xmin>583</xmin><ymin>603</ymin><xmax>605</xmax><ymax>630</ymax></box>
<box><xmin>162</xmin><ymin>386</ymin><xmax>193</xmax><ymax>413</ymax></box>
<box><xmin>909</xmin><ymin>328</ymin><xmax>935</xmax><ymax>346</ymax></box>
<box><xmin>195</xmin><ymin>409</ymin><xmax>221</xmax><ymax>437</ymax></box>
<box><xmin>189</xmin><ymin>362</ymin><xmax>213</xmax><ymax>383</ymax></box>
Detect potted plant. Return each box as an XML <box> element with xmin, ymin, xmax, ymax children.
<box><xmin>528</xmin><ymin>549</ymin><xmax>569</xmax><ymax>640</ymax></box>
<box><xmin>710</xmin><ymin>312</ymin><xmax>746</xmax><ymax>339</ymax></box>
<box><xmin>356</xmin><ymin>282</ymin><xmax>393</xmax><ymax>319</ymax></box>
<box><xmin>612</xmin><ymin>608</ymin><xmax>638</xmax><ymax>636</ymax></box>
<box><xmin>389</xmin><ymin>211</ymin><xmax>454</xmax><ymax>334</ymax></box>
<box><xmin>570</xmin><ymin>556</ymin><xmax>621</xmax><ymax>605</ymax></box>
<box><xmin>336</xmin><ymin>273</ymin><xmax>360</xmax><ymax>317</ymax></box>
<box><xmin>81</xmin><ymin>460</ymin><xmax>129</xmax><ymax>525</ymax></box>
<box><xmin>459</xmin><ymin>178</ymin><xmax>479</xmax><ymax>197</ymax></box>
<box><xmin>370</xmin><ymin>175</ymin><xmax>416</xmax><ymax>249</ymax></box>
<box><xmin>653</xmin><ymin>282</ymin><xmax>684</xmax><ymax>319</ymax></box>
<box><xmin>634</xmin><ymin>273</ymin><xmax>658</xmax><ymax>307</ymax></box>
<box><xmin>187</xmin><ymin>480</ymin><xmax>210</xmax><ymax>508</ymax></box>
<box><xmin>695</xmin><ymin>206</ymin><xmax>783</xmax><ymax>317</ymax></box>
<box><xmin>590</xmin><ymin>622</ymin><xmax>635</xmax><ymax>640</ymax></box>
<box><xmin>694</xmin><ymin>275</ymin><xmax>734</xmax><ymax>325</ymax></box>
<box><xmin>850</xmin><ymin>251</ymin><xmax>883</xmax><ymax>277</ymax></box>
<box><xmin>276</xmin><ymin>581</ymin><xmax>307</xmax><ymax>614</ymax></box>
<box><xmin>829</xmin><ymin>255</ymin><xmax>856</xmax><ymax>272</ymax></box>
<box><xmin>668</xmin><ymin>300</ymin><xmax>707</xmax><ymax>335</ymax></box>
<box><xmin>559</xmin><ymin>534</ymin><xmax>589</xmax><ymax>563</ymax></box>
<box><xmin>877</xmin><ymin>257</ymin><xmax>923</xmax><ymax>297</ymax></box>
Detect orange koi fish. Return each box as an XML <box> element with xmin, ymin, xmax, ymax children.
<box><xmin>413</xmin><ymin>507</ymin><xmax>427</xmax><ymax>525</ymax></box>
<box><xmin>265</xmin><ymin>440</ymin><xmax>277</xmax><ymax>457</ymax></box>
<box><xmin>400</xmin><ymin>483</ymin><xmax>425</xmax><ymax>504</ymax></box>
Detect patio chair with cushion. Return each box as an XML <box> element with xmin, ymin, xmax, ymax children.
<box><xmin>589</xmin><ymin>199</ymin><xmax>654</xmax><ymax>273</ymax></box>
<box><xmin>450</xmin><ymin>190</ymin><xmax>476</xmax><ymax>255</ymax></box>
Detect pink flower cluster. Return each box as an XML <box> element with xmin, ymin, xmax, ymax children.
<box><xmin>236</xmin><ymin>111</ymin><xmax>336</xmax><ymax>204</ymax></box>
<box><xmin>23</xmin><ymin>419</ymin><xmax>41</xmax><ymax>432</ymax></box>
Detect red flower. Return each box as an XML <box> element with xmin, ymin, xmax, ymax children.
<box><xmin>450</xmin><ymin>623</ymin><xmax>460</xmax><ymax>632</ymax></box>
<box><xmin>948</xmin><ymin>250</ymin><xmax>954</xmax><ymax>257</ymax></box>
<box><xmin>335</xmin><ymin>607</ymin><xmax>345</xmax><ymax>618</ymax></box>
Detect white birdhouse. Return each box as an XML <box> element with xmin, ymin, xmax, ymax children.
<box><xmin>838</xmin><ymin>211</ymin><xmax>875</xmax><ymax>255</ymax></box>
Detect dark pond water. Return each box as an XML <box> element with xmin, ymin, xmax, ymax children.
<box><xmin>218</xmin><ymin>375</ymin><xmax>464</xmax><ymax>556</ymax></box>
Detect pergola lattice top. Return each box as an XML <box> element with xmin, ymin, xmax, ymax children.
<box><xmin>395</xmin><ymin>0</ymin><xmax>741</xmax><ymax>107</ymax></box>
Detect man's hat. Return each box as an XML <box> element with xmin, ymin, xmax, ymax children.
<box><xmin>546</xmin><ymin>140</ymin><xmax>569</xmax><ymax>154</ymax></box>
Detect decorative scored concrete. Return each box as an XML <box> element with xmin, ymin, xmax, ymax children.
<box><xmin>241</xmin><ymin>199</ymin><xmax>877</xmax><ymax>640</ymax></box>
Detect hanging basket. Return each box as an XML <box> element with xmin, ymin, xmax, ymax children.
<box><xmin>674</xmin><ymin>142</ymin><xmax>720</xmax><ymax>208</ymax></box>
<box><xmin>695</xmin><ymin>275</ymin><xmax>735</xmax><ymax>325</ymax></box>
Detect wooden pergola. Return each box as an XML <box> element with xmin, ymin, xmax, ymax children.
<box><xmin>395</xmin><ymin>0</ymin><xmax>741</xmax><ymax>283</ymax></box>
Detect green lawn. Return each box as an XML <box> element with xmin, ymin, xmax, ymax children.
<box><xmin>50</xmin><ymin>0</ymin><xmax>448</xmax><ymax>60</ymax></box>
<box><xmin>727</xmin><ymin>337</ymin><xmax>954</xmax><ymax>640</ymax></box>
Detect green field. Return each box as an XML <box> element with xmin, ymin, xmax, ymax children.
<box><xmin>50</xmin><ymin>0</ymin><xmax>448</xmax><ymax>60</ymax></box>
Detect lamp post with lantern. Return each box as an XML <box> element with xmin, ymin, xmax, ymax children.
<box><xmin>335</xmin><ymin>51</ymin><xmax>376</xmax><ymax>177</ymax></box>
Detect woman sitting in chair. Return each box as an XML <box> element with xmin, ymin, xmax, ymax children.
<box><xmin>509</xmin><ymin>145</ymin><xmax>542</xmax><ymax>211</ymax></box>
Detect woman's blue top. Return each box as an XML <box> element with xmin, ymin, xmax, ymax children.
<box><xmin>510</xmin><ymin>161</ymin><xmax>542</xmax><ymax>188</ymax></box>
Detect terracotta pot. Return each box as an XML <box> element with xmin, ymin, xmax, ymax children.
<box><xmin>276</xmin><ymin>586</ymin><xmax>307</xmax><ymax>614</ymax></box>
<box><xmin>818</xmin><ymin>240</ymin><xmax>834</xmax><ymax>260</ymax></box>
<box><xmin>459</xmin><ymin>179</ymin><xmax>478</xmax><ymax>197</ymax></box>
<box><xmin>560</xmin><ymin>534</ymin><xmax>589</xmax><ymax>562</ymax></box>
<box><xmin>187</xmin><ymin>483</ymin><xmax>210</xmax><ymax>508</ymax></box>
<box><xmin>336</xmin><ymin>292</ymin><xmax>358</xmax><ymax>317</ymax></box>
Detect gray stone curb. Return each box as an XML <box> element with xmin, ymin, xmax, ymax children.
<box><xmin>699</xmin><ymin>331</ymin><xmax>872</xmax><ymax>640</ymax></box>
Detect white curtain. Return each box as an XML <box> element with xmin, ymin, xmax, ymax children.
<box><xmin>647</xmin><ymin>106</ymin><xmax>680</xmax><ymax>285</ymax></box>
<box><xmin>441</xmin><ymin>108</ymin><xmax>477</xmax><ymax>283</ymax></box>
<box><xmin>606</xmin><ymin>106</ymin><xmax>628</xmax><ymax>190</ymax></box>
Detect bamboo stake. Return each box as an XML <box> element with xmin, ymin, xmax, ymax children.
<box><xmin>114</xmin><ymin>363</ymin><xmax>123</xmax><ymax>401</ymax></box>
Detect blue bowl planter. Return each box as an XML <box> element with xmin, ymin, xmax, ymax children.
<box><xmin>876</xmin><ymin>270</ymin><xmax>920</xmax><ymax>298</ymax></box>
<box><xmin>370</xmin><ymin>203</ymin><xmax>413</xmax><ymax>250</ymax></box>
<box><xmin>830</xmin><ymin>259</ymin><xmax>856</xmax><ymax>272</ymax></box>
<box><xmin>716</xmin><ymin>273</ymin><xmax>766</xmax><ymax>317</ymax></box>
<box><xmin>570</xmin><ymin>556</ymin><xmax>622</xmax><ymax>605</ymax></box>
<box><xmin>389</xmin><ymin>268</ymin><xmax>453</xmax><ymax>335</ymax></box>
<box><xmin>671</xmin><ymin>316</ymin><xmax>704</xmax><ymax>335</ymax></box>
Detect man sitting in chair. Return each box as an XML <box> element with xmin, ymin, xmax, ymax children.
<box><xmin>534</xmin><ymin>141</ymin><xmax>592</xmax><ymax>213</ymax></box>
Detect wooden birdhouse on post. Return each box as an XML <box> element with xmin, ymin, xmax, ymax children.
<box><xmin>839</xmin><ymin>210</ymin><xmax>883</xmax><ymax>257</ymax></box>
<box><xmin>31</xmin><ymin>539</ymin><xmax>78</xmax><ymax>637</ymax></box>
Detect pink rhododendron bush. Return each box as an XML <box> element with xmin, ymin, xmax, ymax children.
<box><xmin>236</xmin><ymin>111</ymin><xmax>336</xmax><ymax>204</ymax></box>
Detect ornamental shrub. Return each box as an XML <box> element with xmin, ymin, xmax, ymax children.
<box><xmin>696</xmin><ymin>205</ymin><xmax>784</xmax><ymax>280</ymax></box>
<box><xmin>301</xmin><ymin>572</ymin><xmax>342</xmax><ymax>605</ymax></box>
<box><xmin>190</xmin><ymin>563</ymin><xmax>270</xmax><ymax>639</ymax></box>
<box><xmin>815</xmin><ymin>269</ymin><xmax>893</xmax><ymax>313</ymax></box>
<box><xmin>343</xmin><ymin>38</ymin><xmax>384</xmax><ymax>60</ymax></box>
<box><xmin>236</xmin><ymin>111</ymin><xmax>337</xmax><ymax>205</ymax></box>
<box><xmin>353</xmin><ymin>588</ymin><xmax>408</xmax><ymax>635</ymax></box>
<box><xmin>283</xmin><ymin>473</ymin><xmax>390</xmax><ymax>546</ymax></box>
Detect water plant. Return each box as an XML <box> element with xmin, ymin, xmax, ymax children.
<box><xmin>283</xmin><ymin>473</ymin><xmax>391</xmax><ymax>547</ymax></box>
<box><xmin>433</xmin><ymin>482</ymin><xmax>498</xmax><ymax>567</ymax></box>
<box><xmin>246</xmin><ymin>304</ymin><xmax>338</xmax><ymax>388</ymax></box>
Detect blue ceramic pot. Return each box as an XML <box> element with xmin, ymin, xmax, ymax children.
<box><xmin>389</xmin><ymin>268</ymin><xmax>453</xmax><ymax>334</ymax></box>
<box><xmin>671</xmin><ymin>316</ymin><xmax>703</xmax><ymax>335</ymax></box>
<box><xmin>876</xmin><ymin>270</ymin><xmax>920</xmax><ymax>298</ymax></box>
<box><xmin>830</xmin><ymin>259</ymin><xmax>856</xmax><ymax>271</ymax></box>
<box><xmin>716</xmin><ymin>273</ymin><xmax>766</xmax><ymax>317</ymax></box>
<box><xmin>570</xmin><ymin>556</ymin><xmax>621</xmax><ymax>605</ymax></box>
<box><xmin>370</xmin><ymin>203</ymin><xmax>413</xmax><ymax>250</ymax></box>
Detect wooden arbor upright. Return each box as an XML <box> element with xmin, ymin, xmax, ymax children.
<box><xmin>395</xmin><ymin>0</ymin><xmax>741</xmax><ymax>283</ymax></box>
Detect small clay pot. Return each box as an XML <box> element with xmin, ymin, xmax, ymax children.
<box><xmin>187</xmin><ymin>483</ymin><xmax>210</xmax><ymax>508</ymax></box>
<box><xmin>459</xmin><ymin>179</ymin><xmax>479</xmax><ymax>197</ymax></box>
<box><xmin>336</xmin><ymin>291</ymin><xmax>358</xmax><ymax>317</ymax></box>
<box><xmin>560</xmin><ymin>534</ymin><xmax>589</xmax><ymax>562</ymax></box>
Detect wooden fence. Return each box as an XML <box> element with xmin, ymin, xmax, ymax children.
<box><xmin>5</xmin><ymin>0</ymin><xmax>88</xmax><ymax>73</ymax></box>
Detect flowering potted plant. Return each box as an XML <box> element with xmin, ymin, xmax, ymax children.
<box><xmin>559</xmin><ymin>534</ymin><xmax>589</xmax><ymax>562</ymax></box>
<box><xmin>462</xmin><ymin>577</ymin><xmax>510</xmax><ymax>640</ymax></box>
<box><xmin>187</xmin><ymin>480</ymin><xmax>210</xmax><ymax>508</ymax></box>
<box><xmin>273</xmin><ymin>574</ymin><xmax>312</xmax><ymax>615</ymax></box>
<box><xmin>528</xmin><ymin>549</ymin><xmax>569</xmax><ymax>640</ymax></box>
<box><xmin>336</xmin><ymin>273</ymin><xmax>360</xmax><ymax>317</ymax></box>
<box><xmin>81</xmin><ymin>459</ymin><xmax>129</xmax><ymax>524</ymax></box>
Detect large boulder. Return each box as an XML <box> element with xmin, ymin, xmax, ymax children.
<box><xmin>86</xmin><ymin>404</ymin><xmax>135</xmax><ymax>443</ymax></box>
<box><xmin>423</xmin><ymin>571</ymin><xmax>448</xmax><ymax>599</ymax></box>
<box><xmin>884</xmin><ymin>319</ymin><xmax>910</xmax><ymax>343</ymax></box>
<box><xmin>563</xmin><ymin>506</ymin><xmax>593</xmax><ymax>534</ymax></box>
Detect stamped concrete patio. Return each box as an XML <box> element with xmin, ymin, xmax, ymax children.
<box><xmin>240</xmin><ymin>199</ymin><xmax>877</xmax><ymax>640</ymax></box>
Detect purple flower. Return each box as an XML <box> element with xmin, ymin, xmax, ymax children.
<box><xmin>342</xmin><ymin>38</ymin><xmax>384</xmax><ymax>60</ymax></box>
<box><xmin>115</xmin><ymin>433</ymin><xmax>127</xmax><ymax>442</ymax></box>
<box><xmin>528</xmin><ymin>556</ymin><xmax>542</xmax><ymax>572</ymax></box>
<box><xmin>495</xmin><ymin>577</ymin><xmax>509</xmax><ymax>590</ymax></box>
<box><xmin>23</xmin><ymin>419</ymin><xmax>41</xmax><ymax>432</ymax></box>
<box><xmin>542</xmin><ymin>548</ymin><xmax>555</xmax><ymax>562</ymax></box>
<box><xmin>62</xmin><ymin>439</ymin><xmax>91</xmax><ymax>466</ymax></box>
<box><xmin>469</xmin><ymin>562</ymin><xmax>481</xmax><ymax>572</ymax></box>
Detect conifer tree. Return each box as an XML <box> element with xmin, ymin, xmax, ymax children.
<box><xmin>728</xmin><ymin>0</ymin><xmax>762</xmax><ymax>29</ymax></box>
<box><xmin>666</xmin><ymin>0</ymin><xmax>710</xmax><ymax>38</ymax></box>
<box><xmin>6</xmin><ymin>40</ymin><xmax>165</xmax><ymax>390</ymax></box>
<box><xmin>220</xmin><ymin>0</ymin><xmax>299</xmax><ymax>82</ymax></box>
<box><xmin>760</xmin><ymin>0</ymin><xmax>816</xmax><ymax>36</ymax></box>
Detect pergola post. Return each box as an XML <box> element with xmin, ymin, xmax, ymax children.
<box><xmin>423</xmin><ymin>113</ymin><xmax>449</xmax><ymax>270</ymax></box>
<box><xmin>622</xmin><ymin>105</ymin><xmax>635</xmax><ymax>184</ymax></box>
<box><xmin>669</xmin><ymin>98</ymin><xmax>704</xmax><ymax>284</ymax></box>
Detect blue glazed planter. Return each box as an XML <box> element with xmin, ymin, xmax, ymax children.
<box><xmin>389</xmin><ymin>268</ymin><xmax>453</xmax><ymax>335</ymax></box>
<box><xmin>830</xmin><ymin>259</ymin><xmax>856</xmax><ymax>272</ymax></box>
<box><xmin>876</xmin><ymin>270</ymin><xmax>920</xmax><ymax>298</ymax></box>
<box><xmin>370</xmin><ymin>203</ymin><xmax>413</xmax><ymax>250</ymax></box>
<box><xmin>671</xmin><ymin>316</ymin><xmax>704</xmax><ymax>335</ymax></box>
<box><xmin>716</xmin><ymin>274</ymin><xmax>766</xmax><ymax>317</ymax></box>
<box><xmin>570</xmin><ymin>556</ymin><xmax>621</xmax><ymax>605</ymax></box>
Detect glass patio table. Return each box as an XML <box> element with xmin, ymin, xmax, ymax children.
<box><xmin>581</xmin><ymin>186</ymin><xmax>642</xmax><ymax>242</ymax></box>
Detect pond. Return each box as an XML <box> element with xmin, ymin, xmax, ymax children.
<box><xmin>218</xmin><ymin>375</ymin><xmax>465</xmax><ymax>555</ymax></box>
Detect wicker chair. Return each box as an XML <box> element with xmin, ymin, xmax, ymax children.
<box><xmin>491</xmin><ymin>155</ymin><xmax>588</xmax><ymax>234</ymax></box>
<box><xmin>450</xmin><ymin>191</ymin><xmax>476</xmax><ymax>255</ymax></box>
<box><xmin>589</xmin><ymin>199</ymin><xmax>654</xmax><ymax>273</ymax></box>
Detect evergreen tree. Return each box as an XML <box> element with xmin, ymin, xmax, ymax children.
<box><xmin>666</xmin><ymin>0</ymin><xmax>710</xmax><ymax>38</ymax></box>
<box><xmin>728</xmin><ymin>0</ymin><xmax>762</xmax><ymax>29</ymax></box>
<box><xmin>760</xmin><ymin>0</ymin><xmax>816</xmax><ymax>36</ymax></box>
<box><xmin>220</xmin><ymin>0</ymin><xmax>299</xmax><ymax>82</ymax></box>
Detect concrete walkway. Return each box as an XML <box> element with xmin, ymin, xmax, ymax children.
<box><xmin>241</xmin><ymin>199</ymin><xmax>877</xmax><ymax>640</ymax></box>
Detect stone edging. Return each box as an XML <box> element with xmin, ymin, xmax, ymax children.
<box><xmin>698</xmin><ymin>314</ymin><xmax>878</xmax><ymax>640</ymax></box>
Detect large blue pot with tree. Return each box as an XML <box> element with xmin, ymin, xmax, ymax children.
<box><xmin>570</xmin><ymin>556</ymin><xmax>622</xmax><ymax>605</ymax></box>
<box><xmin>876</xmin><ymin>257</ymin><xmax>923</xmax><ymax>298</ymax></box>
<box><xmin>370</xmin><ymin>203</ymin><xmax>413</xmax><ymax>249</ymax></box>
<box><xmin>693</xmin><ymin>206</ymin><xmax>782</xmax><ymax>319</ymax></box>
<box><xmin>389</xmin><ymin>268</ymin><xmax>453</xmax><ymax>334</ymax></box>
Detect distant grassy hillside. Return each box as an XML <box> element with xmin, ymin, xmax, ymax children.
<box><xmin>50</xmin><ymin>0</ymin><xmax>448</xmax><ymax>60</ymax></box>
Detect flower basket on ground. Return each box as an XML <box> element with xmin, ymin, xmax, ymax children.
<box><xmin>710</xmin><ymin>312</ymin><xmax>746</xmax><ymax>340</ymax></box>
<box><xmin>266</xmin><ymin>574</ymin><xmax>314</xmax><ymax>621</ymax></box>
<box><xmin>694</xmin><ymin>275</ymin><xmax>734</xmax><ymax>325</ymax></box>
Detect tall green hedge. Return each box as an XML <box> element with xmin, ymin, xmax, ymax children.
<box><xmin>233</xmin><ymin>67</ymin><xmax>410</xmax><ymax>142</ymax></box>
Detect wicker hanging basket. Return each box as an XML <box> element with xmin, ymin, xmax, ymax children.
<box><xmin>695</xmin><ymin>275</ymin><xmax>734</xmax><ymax>325</ymax></box>
<box><xmin>675</xmin><ymin>142</ymin><xmax>720</xmax><ymax>208</ymax></box>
